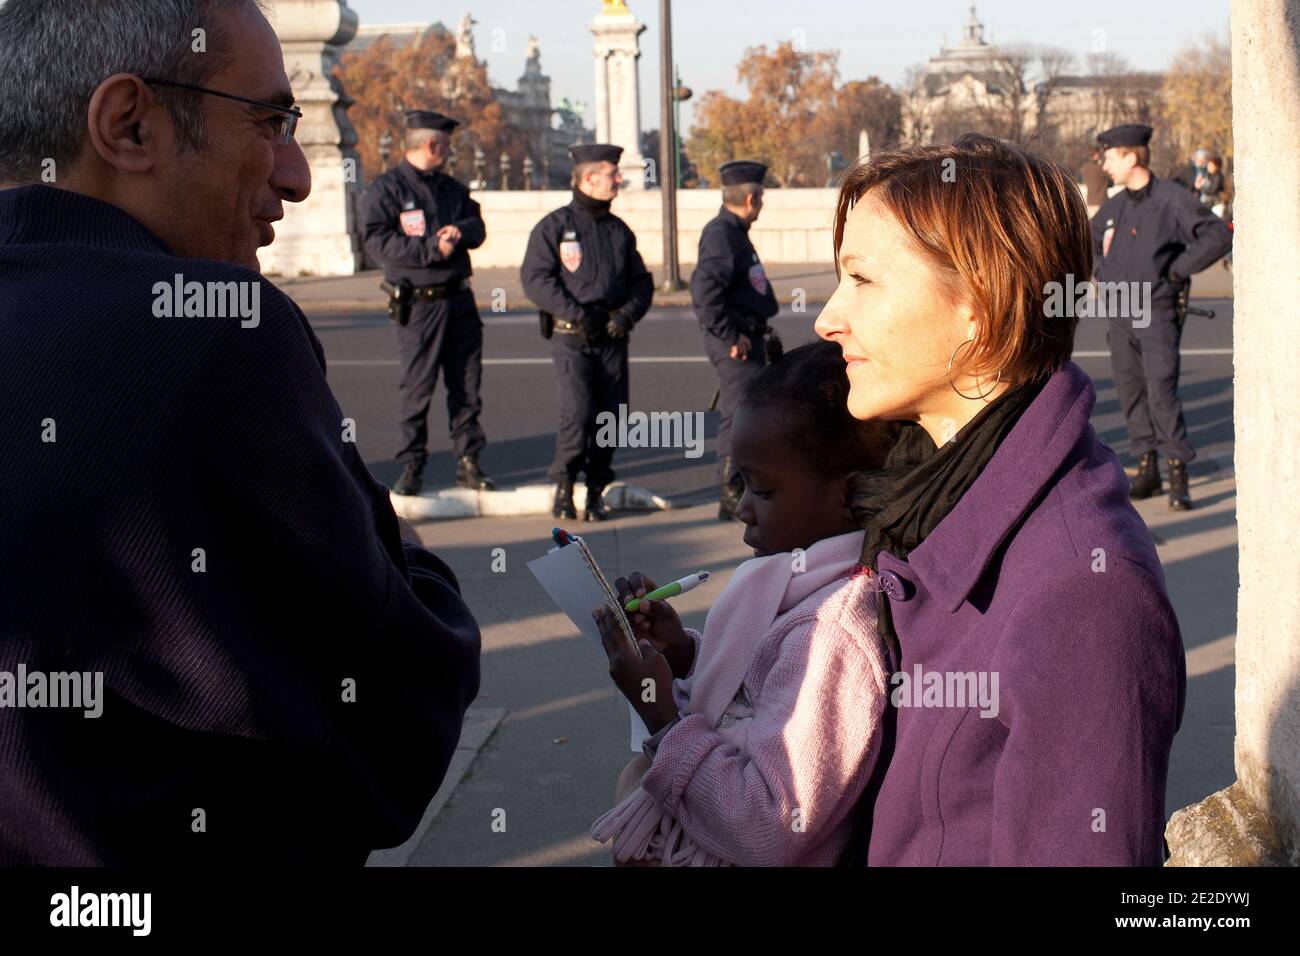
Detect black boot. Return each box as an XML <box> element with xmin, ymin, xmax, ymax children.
<box><xmin>1167</xmin><ymin>457</ymin><xmax>1192</xmax><ymax>511</ymax></box>
<box><xmin>552</xmin><ymin>480</ymin><xmax>577</xmax><ymax>520</ymax></box>
<box><xmin>718</xmin><ymin>455</ymin><xmax>743</xmax><ymax>521</ymax></box>
<box><xmin>1128</xmin><ymin>451</ymin><xmax>1162</xmax><ymax>500</ymax></box>
<box><xmin>457</xmin><ymin>454</ymin><xmax>495</xmax><ymax>490</ymax></box>
<box><xmin>393</xmin><ymin>460</ymin><xmax>425</xmax><ymax>496</ymax></box>
<box><xmin>584</xmin><ymin>485</ymin><xmax>611</xmax><ymax>522</ymax></box>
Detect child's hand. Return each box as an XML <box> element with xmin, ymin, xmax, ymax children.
<box><xmin>615</xmin><ymin>572</ymin><xmax>696</xmax><ymax>679</ymax></box>
<box><xmin>594</xmin><ymin>606</ymin><xmax>679</xmax><ymax>735</ymax></box>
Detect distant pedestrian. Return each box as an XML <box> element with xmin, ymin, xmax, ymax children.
<box><xmin>1171</xmin><ymin>146</ymin><xmax>1209</xmax><ymax>194</ymax></box>
<box><xmin>1202</xmin><ymin>155</ymin><xmax>1228</xmax><ymax>216</ymax></box>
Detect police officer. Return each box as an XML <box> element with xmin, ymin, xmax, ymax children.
<box><xmin>691</xmin><ymin>160</ymin><xmax>779</xmax><ymax>520</ymax></box>
<box><xmin>520</xmin><ymin>144</ymin><xmax>654</xmax><ymax>521</ymax></box>
<box><xmin>361</xmin><ymin>109</ymin><xmax>494</xmax><ymax>496</ymax></box>
<box><xmin>1092</xmin><ymin>124</ymin><xmax>1232</xmax><ymax>511</ymax></box>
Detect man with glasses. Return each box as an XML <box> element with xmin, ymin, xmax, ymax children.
<box><xmin>361</xmin><ymin>110</ymin><xmax>495</xmax><ymax>497</ymax></box>
<box><xmin>0</xmin><ymin>0</ymin><xmax>481</xmax><ymax>865</ymax></box>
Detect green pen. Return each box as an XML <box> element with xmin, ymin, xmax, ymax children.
<box><xmin>625</xmin><ymin>571</ymin><xmax>710</xmax><ymax>613</ymax></box>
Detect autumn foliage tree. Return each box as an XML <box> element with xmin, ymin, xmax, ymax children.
<box><xmin>1158</xmin><ymin>32</ymin><xmax>1232</xmax><ymax>173</ymax></box>
<box><xmin>334</xmin><ymin>29</ymin><xmax>528</xmax><ymax>187</ymax></box>
<box><xmin>687</xmin><ymin>41</ymin><xmax>901</xmax><ymax>187</ymax></box>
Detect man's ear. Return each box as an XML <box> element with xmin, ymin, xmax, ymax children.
<box><xmin>85</xmin><ymin>74</ymin><xmax>164</xmax><ymax>175</ymax></box>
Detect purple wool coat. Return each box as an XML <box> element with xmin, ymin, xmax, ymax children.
<box><xmin>866</xmin><ymin>361</ymin><xmax>1186</xmax><ymax>866</ymax></box>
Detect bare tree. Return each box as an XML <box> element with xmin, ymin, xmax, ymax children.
<box><xmin>982</xmin><ymin>43</ymin><xmax>1035</xmax><ymax>141</ymax></box>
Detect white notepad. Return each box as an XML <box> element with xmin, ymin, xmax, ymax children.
<box><xmin>527</xmin><ymin>533</ymin><xmax>652</xmax><ymax>751</ymax></box>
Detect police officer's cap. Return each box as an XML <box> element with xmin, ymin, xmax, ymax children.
<box><xmin>569</xmin><ymin>143</ymin><xmax>623</xmax><ymax>166</ymax></box>
<box><xmin>405</xmin><ymin>110</ymin><xmax>460</xmax><ymax>133</ymax></box>
<box><xmin>719</xmin><ymin>161</ymin><xmax>767</xmax><ymax>186</ymax></box>
<box><xmin>1097</xmin><ymin>124</ymin><xmax>1153</xmax><ymax>150</ymax></box>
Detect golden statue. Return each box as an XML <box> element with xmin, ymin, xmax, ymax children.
<box><xmin>601</xmin><ymin>0</ymin><xmax>631</xmax><ymax>14</ymax></box>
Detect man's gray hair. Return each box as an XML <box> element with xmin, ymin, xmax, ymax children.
<box><xmin>405</xmin><ymin>128</ymin><xmax>445</xmax><ymax>152</ymax></box>
<box><xmin>722</xmin><ymin>181</ymin><xmax>762</xmax><ymax>208</ymax></box>
<box><xmin>0</xmin><ymin>0</ymin><xmax>267</xmax><ymax>183</ymax></box>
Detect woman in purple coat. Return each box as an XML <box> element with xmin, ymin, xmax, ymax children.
<box><xmin>815</xmin><ymin>133</ymin><xmax>1186</xmax><ymax>866</ymax></box>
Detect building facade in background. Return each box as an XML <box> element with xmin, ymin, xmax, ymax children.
<box><xmin>348</xmin><ymin>14</ymin><xmax>592</xmax><ymax>188</ymax></box>
<box><xmin>903</xmin><ymin>4</ymin><xmax>1161</xmax><ymax>166</ymax></box>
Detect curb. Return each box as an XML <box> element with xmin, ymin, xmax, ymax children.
<box><xmin>365</xmin><ymin>706</ymin><xmax>507</xmax><ymax>868</ymax></box>
<box><xmin>390</xmin><ymin>481</ymin><xmax>674</xmax><ymax>520</ymax></box>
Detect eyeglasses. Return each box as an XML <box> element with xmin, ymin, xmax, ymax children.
<box><xmin>139</xmin><ymin>78</ymin><xmax>302</xmax><ymax>146</ymax></box>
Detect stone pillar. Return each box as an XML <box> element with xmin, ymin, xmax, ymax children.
<box><xmin>258</xmin><ymin>0</ymin><xmax>362</xmax><ymax>277</ymax></box>
<box><xmin>1164</xmin><ymin>0</ymin><xmax>1300</xmax><ymax>867</ymax></box>
<box><xmin>590</xmin><ymin>1</ymin><xmax>647</xmax><ymax>189</ymax></box>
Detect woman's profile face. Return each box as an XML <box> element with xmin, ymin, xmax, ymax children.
<box><xmin>815</xmin><ymin>194</ymin><xmax>974</xmax><ymax>428</ymax></box>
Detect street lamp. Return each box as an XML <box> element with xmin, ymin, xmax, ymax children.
<box><xmin>523</xmin><ymin>155</ymin><xmax>534</xmax><ymax>191</ymax></box>
<box><xmin>473</xmin><ymin>146</ymin><xmax>485</xmax><ymax>190</ymax></box>
<box><xmin>500</xmin><ymin>152</ymin><xmax>512</xmax><ymax>191</ymax></box>
<box><xmin>378</xmin><ymin>130</ymin><xmax>393</xmax><ymax>171</ymax></box>
<box><xmin>658</xmin><ymin>0</ymin><xmax>685</xmax><ymax>292</ymax></box>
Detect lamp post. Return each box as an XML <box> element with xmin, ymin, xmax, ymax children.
<box><xmin>499</xmin><ymin>152</ymin><xmax>512</xmax><ymax>191</ymax></box>
<box><xmin>378</xmin><ymin>129</ymin><xmax>393</xmax><ymax>171</ymax></box>
<box><xmin>523</xmin><ymin>155</ymin><xmax>534</xmax><ymax>190</ymax></box>
<box><xmin>658</xmin><ymin>0</ymin><xmax>684</xmax><ymax>291</ymax></box>
<box><xmin>473</xmin><ymin>146</ymin><xmax>485</xmax><ymax>190</ymax></box>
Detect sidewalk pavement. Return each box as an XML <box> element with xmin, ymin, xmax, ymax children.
<box><xmin>370</xmin><ymin>464</ymin><xmax>1238</xmax><ymax>866</ymax></box>
<box><xmin>271</xmin><ymin>261</ymin><xmax>1234</xmax><ymax>316</ymax></box>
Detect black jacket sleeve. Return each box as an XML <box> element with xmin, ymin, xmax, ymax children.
<box><xmin>1089</xmin><ymin>200</ymin><xmax>1113</xmax><ymax>278</ymax></box>
<box><xmin>1167</xmin><ymin>188</ymin><xmax>1233</xmax><ymax>281</ymax></box>
<box><xmin>519</xmin><ymin>216</ymin><xmax>587</xmax><ymax>322</ymax></box>
<box><xmin>454</xmin><ymin>191</ymin><xmax>486</xmax><ymax>251</ymax></box>
<box><xmin>691</xmin><ymin>225</ymin><xmax>740</xmax><ymax>343</ymax></box>
<box><xmin>361</xmin><ymin>180</ymin><xmax>445</xmax><ymax>269</ymax></box>
<box><xmin>619</xmin><ymin>227</ymin><xmax>654</xmax><ymax>324</ymax></box>
<box><xmin>199</xmin><ymin>285</ymin><xmax>481</xmax><ymax>851</ymax></box>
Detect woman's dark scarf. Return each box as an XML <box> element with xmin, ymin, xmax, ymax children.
<box><xmin>571</xmin><ymin>188</ymin><xmax>612</xmax><ymax>219</ymax></box>
<box><xmin>852</xmin><ymin>374</ymin><xmax>1050</xmax><ymax>659</ymax></box>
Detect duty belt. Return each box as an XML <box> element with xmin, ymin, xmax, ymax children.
<box><xmin>411</xmin><ymin>277</ymin><xmax>472</xmax><ymax>300</ymax></box>
<box><xmin>552</xmin><ymin>318</ymin><xmax>586</xmax><ymax>335</ymax></box>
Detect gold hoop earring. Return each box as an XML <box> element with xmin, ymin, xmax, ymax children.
<box><xmin>948</xmin><ymin>339</ymin><xmax>1002</xmax><ymax>400</ymax></box>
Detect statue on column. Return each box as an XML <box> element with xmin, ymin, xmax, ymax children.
<box><xmin>455</xmin><ymin>12</ymin><xmax>477</xmax><ymax>59</ymax></box>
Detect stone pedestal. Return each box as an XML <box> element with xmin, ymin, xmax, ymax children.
<box><xmin>259</xmin><ymin>0</ymin><xmax>362</xmax><ymax>277</ymax></box>
<box><xmin>590</xmin><ymin>2</ymin><xmax>647</xmax><ymax>189</ymax></box>
<box><xmin>1165</xmin><ymin>0</ymin><xmax>1300</xmax><ymax>867</ymax></box>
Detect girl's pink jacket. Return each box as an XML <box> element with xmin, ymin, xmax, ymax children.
<box><xmin>592</xmin><ymin>530</ymin><xmax>889</xmax><ymax>866</ymax></box>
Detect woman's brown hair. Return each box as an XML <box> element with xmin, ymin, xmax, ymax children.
<box><xmin>832</xmin><ymin>133</ymin><xmax>1092</xmax><ymax>386</ymax></box>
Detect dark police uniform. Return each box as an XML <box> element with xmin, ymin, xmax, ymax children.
<box><xmin>1092</xmin><ymin>124</ymin><xmax>1232</xmax><ymax>510</ymax></box>
<box><xmin>690</xmin><ymin>160</ymin><xmax>778</xmax><ymax>519</ymax></box>
<box><xmin>361</xmin><ymin>110</ymin><xmax>491</xmax><ymax>495</ymax></box>
<box><xmin>520</xmin><ymin>144</ymin><xmax>654</xmax><ymax>520</ymax></box>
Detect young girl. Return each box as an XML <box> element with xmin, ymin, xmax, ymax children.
<box><xmin>590</xmin><ymin>339</ymin><xmax>896</xmax><ymax>866</ymax></box>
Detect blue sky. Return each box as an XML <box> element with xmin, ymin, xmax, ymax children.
<box><xmin>345</xmin><ymin>0</ymin><xmax>1230</xmax><ymax>132</ymax></box>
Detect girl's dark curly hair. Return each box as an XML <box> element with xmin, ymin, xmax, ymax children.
<box><xmin>740</xmin><ymin>337</ymin><xmax>899</xmax><ymax>505</ymax></box>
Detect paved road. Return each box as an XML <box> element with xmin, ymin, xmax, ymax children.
<box><xmin>314</xmin><ymin>293</ymin><xmax>1238</xmax><ymax>867</ymax></box>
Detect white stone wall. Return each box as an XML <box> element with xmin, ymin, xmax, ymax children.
<box><xmin>1166</xmin><ymin>0</ymin><xmax>1300</xmax><ymax>866</ymax></box>
<box><xmin>1225</xmin><ymin>0</ymin><xmax>1300</xmax><ymax>859</ymax></box>
<box><xmin>472</xmin><ymin>188</ymin><xmax>839</xmax><ymax>269</ymax></box>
